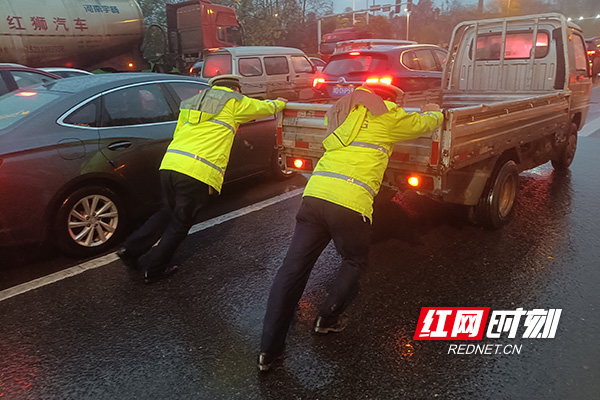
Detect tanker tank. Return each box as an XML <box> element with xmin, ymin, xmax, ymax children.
<box><xmin>0</xmin><ymin>0</ymin><xmax>147</xmax><ymax>71</ymax></box>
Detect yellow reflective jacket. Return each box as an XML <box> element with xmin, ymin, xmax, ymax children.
<box><xmin>160</xmin><ymin>86</ymin><xmax>286</xmax><ymax>193</ymax></box>
<box><xmin>303</xmin><ymin>87</ymin><xmax>444</xmax><ymax>220</ymax></box>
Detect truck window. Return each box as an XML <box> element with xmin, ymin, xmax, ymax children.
<box><xmin>203</xmin><ymin>54</ymin><xmax>232</xmax><ymax>78</ymax></box>
<box><xmin>226</xmin><ymin>26</ymin><xmax>244</xmax><ymax>46</ymax></box>
<box><xmin>291</xmin><ymin>56</ymin><xmax>313</xmax><ymax>73</ymax></box>
<box><xmin>571</xmin><ymin>34</ymin><xmax>588</xmax><ymax>72</ymax></box>
<box><xmin>264</xmin><ymin>56</ymin><xmax>289</xmax><ymax>75</ymax></box>
<box><xmin>239</xmin><ymin>58</ymin><xmax>263</xmax><ymax>77</ymax></box>
<box><xmin>472</xmin><ymin>31</ymin><xmax>549</xmax><ymax>60</ymax></box>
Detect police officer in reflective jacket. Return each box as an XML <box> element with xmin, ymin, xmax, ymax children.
<box><xmin>258</xmin><ymin>81</ymin><xmax>443</xmax><ymax>371</ymax></box>
<box><xmin>118</xmin><ymin>75</ymin><xmax>287</xmax><ymax>284</ymax></box>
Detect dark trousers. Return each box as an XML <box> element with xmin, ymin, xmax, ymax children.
<box><xmin>260</xmin><ymin>196</ymin><xmax>371</xmax><ymax>353</ymax></box>
<box><xmin>124</xmin><ymin>170</ymin><xmax>211</xmax><ymax>273</ymax></box>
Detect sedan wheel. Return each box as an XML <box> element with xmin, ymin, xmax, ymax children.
<box><xmin>56</xmin><ymin>186</ymin><xmax>125</xmax><ymax>257</ymax></box>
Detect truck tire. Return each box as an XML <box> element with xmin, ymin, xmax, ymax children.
<box><xmin>551</xmin><ymin>123</ymin><xmax>578</xmax><ymax>171</ymax></box>
<box><xmin>55</xmin><ymin>186</ymin><xmax>126</xmax><ymax>257</ymax></box>
<box><xmin>474</xmin><ymin>160</ymin><xmax>519</xmax><ymax>229</ymax></box>
<box><xmin>271</xmin><ymin>149</ymin><xmax>295</xmax><ymax>180</ymax></box>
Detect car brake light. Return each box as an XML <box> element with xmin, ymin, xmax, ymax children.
<box><xmin>287</xmin><ymin>157</ymin><xmax>313</xmax><ymax>170</ymax></box>
<box><xmin>190</xmin><ymin>66</ymin><xmax>194</xmax><ymax>73</ymax></box>
<box><xmin>15</xmin><ymin>91</ymin><xmax>37</xmax><ymax>97</ymax></box>
<box><xmin>313</xmin><ymin>77</ymin><xmax>325</xmax><ymax>88</ymax></box>
<box><xmin>349</xmin><ymin>51</ymin><xmax>361</xmax><ymax>56</ymax></box>
<box><xmin>207</xmin><ymin>47</ymin><xmax>220</xmax><ymax>52</ymax></box>
<box><xmin>128</xmin><ymin>62</ymin><xmax>134</xmax><ymax>68</ymax></box>
<box><xmin>588</xmin><ymin>50</ymin><xmax>596</xmax><ymax>56</ymax></box>
<box><xmin>365</xmin><ymin>76</ymin><xmax>393</xmax><ymax>85</ymax></box>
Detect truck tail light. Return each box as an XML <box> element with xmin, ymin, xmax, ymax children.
<box><xmin>407</xmin><ymin>175</ymin><xmax>434</xmax><ymax>190</ymax></box>
<box><xmin>313</xmin><ymin>77</ymin><xmax>325</xmax><ymax>88</ymax></box>
<box><xmin>287</xmin><ymin>157</ymin><xmax>313</xmax><ymax>170</ymax></box>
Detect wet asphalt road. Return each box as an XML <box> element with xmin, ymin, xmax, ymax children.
<box><xmin>1</xmin><ymin>132</ymin><xmax>600</xmax><ymax>398</ymax></box>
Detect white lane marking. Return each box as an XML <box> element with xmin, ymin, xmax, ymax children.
<box><xmin>580</xmin><ymin>114</ymin><xmax>600</xmax><ymax>137</ymax></box>
<box><xmin>0</xmin><ymin>188</ymin><xmax>304</xmax><ymax>303</ymax></box>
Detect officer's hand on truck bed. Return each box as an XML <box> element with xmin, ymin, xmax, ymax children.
<box><xmin>421</xmin><ymin>103</ymin><xmax>441</xmax><ymax>112</ymax></box>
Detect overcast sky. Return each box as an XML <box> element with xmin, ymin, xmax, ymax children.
<box><xmin>332</xmin><ymin>0</ymin><xmax>479</xmax><ymax>13</ymax></box>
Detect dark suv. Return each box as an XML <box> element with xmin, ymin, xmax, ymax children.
<box><xmin>586</xmin><ymin>37</ymin><xmax>600</xmax><ymax>81</ymax></box>
<box><xmin>313</xmin><ymin>44</ymin><xmax>447</xmax><ymax>99</ymax></box>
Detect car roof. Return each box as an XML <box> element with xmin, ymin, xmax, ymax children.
<box><xmin>38</xmin><ymin>73</ymin><xmax>208</xmax><ymax>94</ymax></box>
<box><xmin>40</xmin><ymin>67</ymin><xmax>93</xmax><ymax>75</ymax></box>
<box><xmin>332</xmin><ymin>44</ymin><xmax>446</xmax><ymax>57</ymax></box>
<box><xmin>210</xmin><ymin>46</ymin><xmax>307</xmax><ymax>57</ymax></box>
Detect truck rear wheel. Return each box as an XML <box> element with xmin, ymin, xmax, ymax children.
<box><xmin>551</xmin><ymin>123</ymin><xmax>578</xmax><ymax>171</ymax></box>
<box><xmin>474</xmin><ymin>160</ymin><xmax>519</xmax><ymax>229</ymax></box>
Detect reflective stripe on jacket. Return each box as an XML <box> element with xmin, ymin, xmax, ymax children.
<box><xmin>303</xmin><ymin>87</ymin><xmax>443</xmax><ymax>220</ymax></box>
<box><xmin>159</xmin><ymin>86</ymin><xmax>285</xmax><ymax>193</ymax></box>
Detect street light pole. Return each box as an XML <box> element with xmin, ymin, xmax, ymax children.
<box><xmin>406</xmin><ymin>10</ymin><xmax>410</xmax><ymax>40</ymax></box>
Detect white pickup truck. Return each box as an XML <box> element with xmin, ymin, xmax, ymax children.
<box><xmin>277</xmin><ymin>13</ymin><xmax>592</xmax><ymax>228</ymax></box>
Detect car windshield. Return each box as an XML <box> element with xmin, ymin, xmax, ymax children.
<box><xmin>323</xmin><ymin>54</ymin><xmax>390</xmax><ymax>76</ymax></box>
<box><xmin>0</xmin><ymin>90</ymin><xmax>62</xmax><ymax>132</ymax></box>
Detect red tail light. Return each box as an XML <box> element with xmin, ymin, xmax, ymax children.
<box><xmin>15</xmin><ymin>91</ymin><xmax>37</xmax><ymax>97</ymax></box>
<box><xmin>287</xmin><ymin>157</ymin><xmax>313</xmax><ymax>170</ymax></box>
<box><xmin>366</xmin><ymin>76</ymin><xmax>393</xmax><ymax>85</ymax></box>
<box><xmin>588</xmin><ymin>50</ymin><xmax>596</xmax><ymax>56</ymax></box>
<box><xmin>407</xmin><ymin>175</ymin><xmax>434</xmax><ymax>190</ymax></box>
<box><xmin>349</xmin><ymin>51</ymin><xmax>361</xmax><ymax>56</ymax></box>
<box><xmin>313</xmin><ymin>77</ymin><xmax>325</xmax><ymax>88</ymax></box>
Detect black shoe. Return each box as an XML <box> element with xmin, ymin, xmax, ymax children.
<box><xmin>117</xmin><ymin>247</ymin><xmax>139</xmax><ymax>270</ymax></box>
<box><xmin>257</xmin><ymin>350</ymin><xmax>284</xmax><ymax>372</ymax></box>
<box><xmin>313</xmin><ymin>314</ymin><xmax>349</xmax><ymax>334</ymax></box>
<box><xmin>144</xmin><ymin>265</ymin><xmax>179</xmax><ymax>284</ymax></box>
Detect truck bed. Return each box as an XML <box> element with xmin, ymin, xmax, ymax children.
<box><xmin>278</xmin><ymin>90</ymin><xmax>571</xmax><ymax>177</ymax></box>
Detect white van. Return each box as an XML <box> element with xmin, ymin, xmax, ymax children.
<box><xmin>201</xmin><ymin>46</ymin><xmax>316</xmax><ymax>100</ymax></box>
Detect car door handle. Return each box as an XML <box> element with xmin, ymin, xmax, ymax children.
<box><xmin>107</xmin><ymin>141</ymin><xmax>133</xmax><ymax>151</ymax></box>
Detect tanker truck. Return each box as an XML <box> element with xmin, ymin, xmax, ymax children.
<box><xmin>0</xmin><ymin>0</ymin><xmax>244</xmax><ymax>72</ymax></box>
